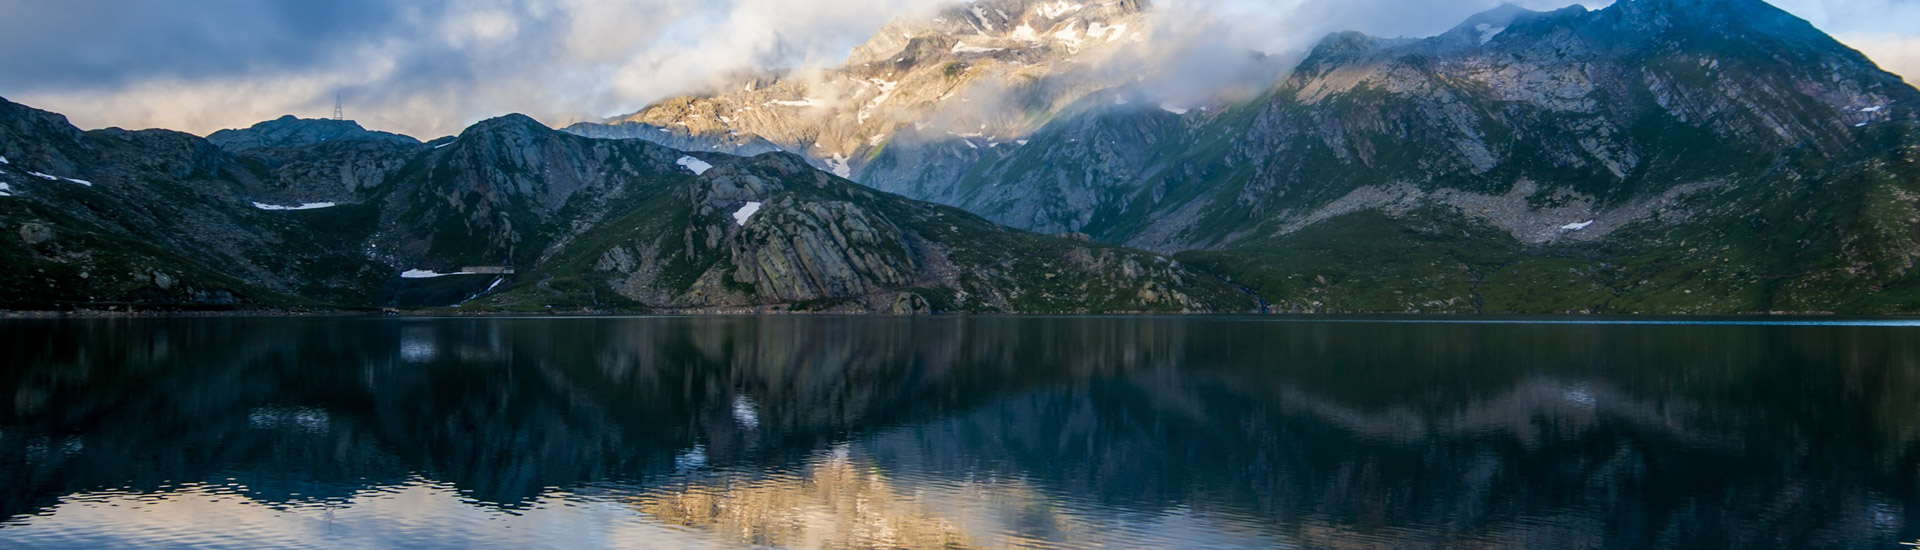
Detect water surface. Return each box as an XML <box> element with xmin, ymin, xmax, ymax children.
<box><xmin>1</xmin><ymin>316</ymin><xmax>1916</xmax><ymax>548</ymax></box>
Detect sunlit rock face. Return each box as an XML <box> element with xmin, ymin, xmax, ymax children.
<box><xmin>564</xmin><ymin>0</ymin><xmax>1206</xmax><ymax>203</ymax></box>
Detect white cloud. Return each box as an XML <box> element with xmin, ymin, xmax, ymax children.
<box><xmin>441</xmin><ymin>10</ymin><xmax>522</xmax><ymax>47</ymax></box>
<box><xmin>4</xmin><ymin>0</ymin><xmax>948</xmax><ymax>138</ymax></box>
<box><xmin>1768</xmin><ymin>0</ymin><xmax>1920</xmax><ymax>38</ymax></box>
<box><xmin>1840</xmin><ymin>34</ymin><xmax>1920</xmax><ymax>84</ymax></box>
<box><xmin>0</xmin><ymin>0</ymin><xmax>1913</xmax><ymax>138</ymax></box>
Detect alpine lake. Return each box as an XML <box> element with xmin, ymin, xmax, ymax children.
<box><xmin>2</xmin><ymin>316</ymin><xmax>1917</xmax><ymax>549</ymax></box>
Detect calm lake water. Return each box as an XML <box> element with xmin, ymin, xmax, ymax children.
<box><xmin>1</xmin><ymin>316</ymin><xmax>1917</xmax><ymax>549</ymax></box>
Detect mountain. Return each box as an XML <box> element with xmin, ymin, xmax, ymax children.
<box><xmin>569</xmin><ymin>0</ymin><xmax>1920</xmax><ymax>313</ymax></box>
<box><xmin>562</xmin><ymin>0</ymin><xmax>1231</xmax><ymax>204</ymax></box>
<box><xmin>0</xmin><ymin>100</ymin><xmax>394</xmax><ymax>309</ymax></box>
<box><xmin>936</xmin><ymin>0</ymin><xmax>1920</xmax><ymax>313</ymax></box>
<box><xmin>0</xmin><ymin>97</ymin><xmax>1251</xmax><ymax>313</ymax></box>
<box><xmin>207</xmin><ymin>115</ymin><xmax>421</xmax><ymax>152</ymax></box>
<box><xmin>5</xmin><ymin>0</ymin><xmax>1915</xmax><ymax>315</ymax></box>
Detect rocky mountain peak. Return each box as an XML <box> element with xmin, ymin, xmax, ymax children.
<box><xmin>0</xmin><ymin>96</ymin><xmax>92</xmax><ymax>172</ymax></box>
<box><xmin>1592</xmin><ymin>0</ymin><xmax>1827</xmax><ymax>43</ymax></box>
<box><xmin>206</xmin><ymin>114</ymin><xmax>420</xmax><ymax>153</ymax></box>
<box><xmin>848</xmin><ymin>0</ymin><xmax>1149</xmax><ymax>66</ymax></box>
<box><xmin>580</xmin><ymin>0</ymin><xmax>1170</xmax><ymax>198</ymax></box>
<box><xmin>1434</xmin><ymin>3</ymin><xmax>1561</xmax><ymax>44</ymax></box>
<box><xmin>459</xmin><ymin>113</ymin><xmax>552</xmax><ymax>139</ymax></box>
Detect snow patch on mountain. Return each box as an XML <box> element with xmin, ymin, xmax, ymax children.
<box><xmin>1053</xmin><ymin>25</ymin><xmax>1085</xmax><ymax>50</ymax></box>
<box><xmin>25</xmin><ymin>171</ymin><xmax>91</xmax><ymax>186</ymax></box>
<box><xmin>400</xmin><ymin>269</ymin><xmax>475</xmax><ymax>279</ymax></box>
<box><xmin>676</xmin><ymin>155</ymin><xmax>713</xmax><ymax>175</ymax></box>
<box><xmin>826</xmin><ymin>155</ymin><xmax>852</xmax><ymax>178</ymax></box>
<box><xmin>457</xmin><ymin>277</ymin><xmax>506</xmax><ymax>306</ymax></box>
<box><xmin>732</xmin><ymin>201</ymin><xmax>763</xmax><ymax>226</ymax></box>
<box><xmin>1036</xmin><ymin>1</ymin><xmax>1084</xmax><ymax>19</ymax></box>
<box><xmin>767</xmin><ymin>98</ymin><xmax>826</xmax><ymax>108</ymax></box>
<box><xmin>952</xmin><ymin>43</ymin><xmax>1004</xmax><ymax>54</ymax></box>
<box><xmin>1010</xmin><ymin>24</ymin><xmax>1040</xmax><ymax>42</ymax></box>
<box><xmin>860</xmin><ymin>79</ymin><xmax>901</xmax><ymax>123</ymax></box>
<box><xmin>252</xmin><ymin>201</ymin><xmax>338</xmax><ymax>211</ymax></box>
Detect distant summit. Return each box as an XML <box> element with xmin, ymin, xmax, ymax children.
<box><xmin>207</xmin><ymin>115</ymin><xmax>420</xmax><ymax>153</ymax></box>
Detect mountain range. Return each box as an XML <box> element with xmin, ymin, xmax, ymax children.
<box><xmin>1</xmin><ymin>0</ymin><xmax>1915</xmax><ymax>314</ymax></box>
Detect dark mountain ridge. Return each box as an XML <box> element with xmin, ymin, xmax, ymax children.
<box><xmin>0</xmin><ymin>97</ymin><xmax>1250</xmax><ymax>313</ymax></box>
<box><xmin>207</xmin><ymin>115</ymin><xmax>421</xmax><ymax>152</ymax></box>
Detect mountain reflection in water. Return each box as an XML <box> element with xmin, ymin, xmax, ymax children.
<box><xmin>1</xmin><ymin>317</ymin><xmax>1916</xmax><ymax>548</ymax></box>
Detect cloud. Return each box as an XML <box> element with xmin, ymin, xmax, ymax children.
<box><xmin>0</xmin><ymin>0</ymin><xmax>1911</xmax><ymax>138</ymax></box>
<box><xmin>1839</xmin><ymin>34</ymin><xmax>1920</xmax><ymax>84</ymax></box>
<box><xmin>1104</xmin><ymin>0</ymin><xmax>1619</xmax><ymax>107</ymax></box>
<box><xmin>1766</xmin><ymin>0</ymin><xmax>1920</xmax><ymax>38</ymax></box>
<box><xmin>0</xmin><ymin>0</ymin><xmax>948</xmax><ymax>138</ymax></box>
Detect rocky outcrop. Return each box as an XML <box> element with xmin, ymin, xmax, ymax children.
<box><xmin>236</xmin><ymin>140</ymin><xmax>419</xmax><ymax>204</ymax></box>
<box><xmin>728</xmin><ymin>200</ymin><xmax>918</xmax><ymax>302</ymax></box>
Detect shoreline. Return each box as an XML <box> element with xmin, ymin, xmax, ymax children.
<box><xmin>0</xmin><ymin>308</ymin><xmax>1897</xmax><ymax>321</ymax></box>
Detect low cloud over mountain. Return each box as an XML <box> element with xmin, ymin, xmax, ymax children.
<box><xmin>1</xmin><ymin>0</ymin><xmax>1912</xmax><ymax>138</ymax></box>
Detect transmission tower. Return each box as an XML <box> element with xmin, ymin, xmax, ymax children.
<box><xmin>332</xmin><ymin>95</ymin><xmax>344</xmax><ymax>121</ymax></box>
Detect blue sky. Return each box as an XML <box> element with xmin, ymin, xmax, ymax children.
<box><xmin>0</xmin><ymin>0</ymin><xmax>1912</xmax><ymax>138</ymax></box>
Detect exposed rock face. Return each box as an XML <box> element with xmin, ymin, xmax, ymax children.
<box><xmin>16</xmin><ymin>222</ymin><xmax>51</xmax><ymax>245</ymax></box>
<box><xmin>729</xmin><ymin>200</ymin><xmax>918</xmax><ymax>302</ymax></box>
<box><xmin>237</xmin><ymin>140</ymin><xmax>419</xmax><ymax>204</ymax></box>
